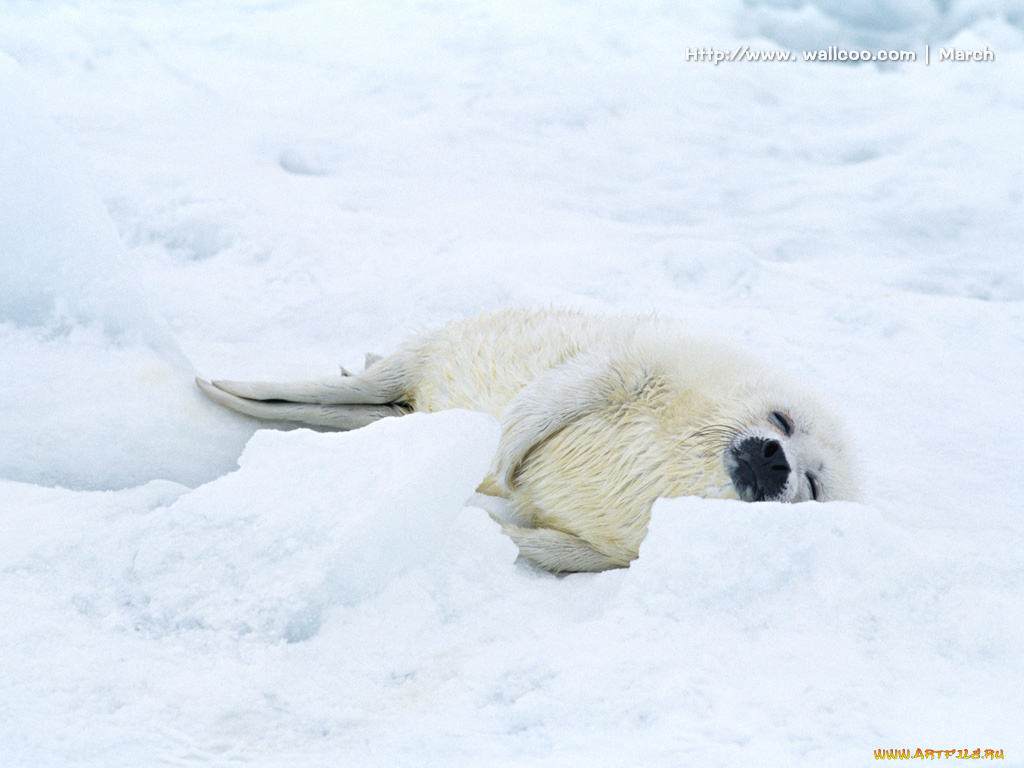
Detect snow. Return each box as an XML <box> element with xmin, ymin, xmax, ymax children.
<box><xmin>0</xmin><ymin>54</ymin><xmax>252</xmax><ymax>489</ymax></box>
<box><xmin>744</xmin><ymin>0</ymin><xmax>1024</xmax><ymax>52</ymax></box>
<box><xmin>1</xmin><ymin>1</ymin><xmax>1023</xmax><ymax>765</ymax></box>
<box><xmin>0</xmin><ymin>410</ymin><xmax>500</xmax><ymax>765</ymax></box>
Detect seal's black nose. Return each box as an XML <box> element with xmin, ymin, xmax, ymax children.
<box><xmin>729</xmin><ymin>437</ymin><xmax>790</xmax><ymax>501</ymax></box>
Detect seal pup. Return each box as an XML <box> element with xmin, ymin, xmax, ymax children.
<box><xmin>197</xmin><ymin>308</ymin><xmax>857</xmax><ymax>573</ymax></box>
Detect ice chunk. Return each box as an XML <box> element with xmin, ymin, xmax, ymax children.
<box><xmin>119</xmin><ymin>410</ymin><xmax>499</xmax><ymax>641</ymax></box>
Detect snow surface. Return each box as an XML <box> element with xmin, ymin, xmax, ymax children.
<box><xmin>0</xmin><ymin>54</ymin><xmax>253</xmax><ymax>488</ymax></box>
<box><xmin>1</xmin><ymin>1</ymin><xmax>1023</xmax><ymax>765</ymax></box>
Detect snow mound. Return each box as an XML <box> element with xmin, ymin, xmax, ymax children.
<box><xmin>28</xmin><ymin>410</ymin><xmax>499</xmax><ymax>644</ymax></box>
<box><xmin>0</xmin><ymin>410</ymin><xmax>504</xmax><ymax>764</ymax></box>
<box><xmin>0</xmin><ymin>53</ymin><xmax>155</xmax><ymax>335</ymax></box>
<box><xmin>124</xmin><ymin>411</ymin><xmax>500</xmax><ymax>641</ymax></box>
<box><xmin>0</xmin><ymin>53</ymin><xmax>251</xmax><ymax>490</ymax></box>
<box><xmin>621</xmin><ymin>497</ymin><xmax>1024</xmax><ymax>754</ymax></box>
<box><xmin>2</xmin><ymin>447</ymin><xmax>1021</xmax><ymax>765</ymax></box>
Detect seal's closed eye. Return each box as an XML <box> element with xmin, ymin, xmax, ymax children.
<box><xmin>770</xmin><ymin>411</ymin><xmax>793</xmax><ymax>436</ymax></box>
<box><xmin>807</xmin><ymin>472</ymin><xmax>819</xmax><ymax>501</ymax></box>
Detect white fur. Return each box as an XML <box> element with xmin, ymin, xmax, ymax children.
<box><xmin>199</xmin><ymin>308</ymin><xmax>858</xmax><ymax>573</ymax></box>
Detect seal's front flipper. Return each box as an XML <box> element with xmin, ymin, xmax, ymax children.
<box><xmin>491</xmin><ymin>515</ymin><xmax>628</xmax><ymax>573</ymax></box>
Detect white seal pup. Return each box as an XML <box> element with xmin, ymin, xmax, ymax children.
<box><xmin>197</xmin><ymin>308</ymin><xmax>858</xmax><ymax>573</ymax></box>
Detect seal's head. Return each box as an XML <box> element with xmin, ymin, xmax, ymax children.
<box><xmin>722</xmin><ymin>392</ymin><xmax>858</xmax><ymax>503</ymax></box>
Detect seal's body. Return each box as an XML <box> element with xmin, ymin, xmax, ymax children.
<box><xmin>198</xmin><ymin>309</ymin><xmax>857</xmax><ymax>572</ymax></box>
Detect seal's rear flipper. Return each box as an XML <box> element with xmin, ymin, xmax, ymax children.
<box><xmin>196</xmin><ymin>378</ymin><xmax>409</xmax><ymax>430</ymax></box>
<box><xmin>203</xmin><ymin>347</ymin><xmax>415</xmax><ymax>407</ymax></box>
<box><xmin>209</xmin><ymin>375</ymin><xmax>398</xmax><ymax>405</ymax></box>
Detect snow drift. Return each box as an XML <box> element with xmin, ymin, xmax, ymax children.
<box><xmin>0</xmin><ymin>410</ymin><xmax>501</xmax><ymax>765</ymax></box>
<box><xmin>0</xmin><ymin>53</ymin><xmax>252</xmax><ymax>490</ymax></box>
